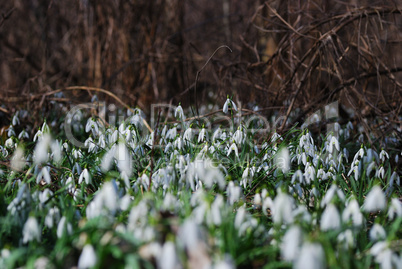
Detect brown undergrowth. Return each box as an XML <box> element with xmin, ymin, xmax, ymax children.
<box><xmin>0</xmin><ymin>0</ymin><xmax>401</xmax><ymax>141</ymax></box>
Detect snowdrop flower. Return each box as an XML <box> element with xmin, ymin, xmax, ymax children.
<box><xmin>109</xmin><ymin>129</ymin><xmax>119</xmax><ymax>145</ymax></box>
<box><xmin>146</xmin><ymin>132</ymin><xmax>155</xmax><ymax>147</ymax></box>
<box><xmin>116</xmin><ymin>141</ymin><xmax>132</xmax><ymax>176</ymax></box>
<box><xmin>240</xmin><ymin>166</ymin><xmax>253</xmax><ymax>189</ymax></box>
<box><xmin>321</xmin><ymin>184</ymin><xmax>345</xmax><ymax>207</ymax></box>
<box><xmin>388</xmin><ymin>198</ymin><xmax>402</xmax><ymax>219</ymax></box>
<box><xmin>234</xmin><ymin>206</ymin><xmax>246</xmax><ymax>229</ymax></box>
<box><xmin>165</xmin><ymin>125</ymin><xmax>177</xmax><ymax>141</ymax></box>
<box><xmin>347</xmin><ymin>159</ymin><xmax>361</xmax><ymax>180</ymax></box>
<box><xmin>297</xmin><ymin>152</ymin><xmax>307</xmax><ymax>166</ymax></box>
<box><xmin>87</xmin><ymin>181</ymin><xmax>119</xmax><ymax>220</ymax></box>
<box><xmin>369</xmin><ymin>224</ymin><xmax>386</xmax><ymax>241</ymax></box>
<box><xmin>158</xmin><ymin>241</ymin><xmax>178</xmax><ymax>269</ymax></box>
<box><xmin>365</xmin><ymin>148</ymin><xmax>379</xmax><ymax>164</ymax></box>
<box><xmin>138</xmin><ymin>173</ymin><xmax>150</xmax><ymax>190</ymax></box>
<box><xmin>253</xmin><ymin>193</ymin><xmax>262</xmax><ymax>207</ymax></box>
<box><xmin>174</xmin><ymin>136</ymin><xmax>183</xmax><ymax>151</ymax></box>
<box><xmin>12</xmin><ymin>113</ymin><xmax>20</xmax><ymax>126</ymax></box>
<box><xmin>223</xmin><ymin>97</ymin><xmax>237</xmax><ymax>114</ymax></box>
<box><xmin>39</xmin><ymin>189</ymin><xmax>54</xmax><ymax>205</ymax></box>
<box><xmin>233</xmin><ymin>127</ymin><xmax>244</xmax><ymax>145</ymax></box>
<box><xmin>353</xmin><ymin>146</ymin><xmax>364</xmax><ymax>163</ymax></box>
<box><xmin>366</xmin><ymin>161</ymin><xmax>376</xmax><ymax>177</ymax></box>
<box><xmin>303</xmin><ymin>162</ymin><xmax>315</xmax><ymax>184</ymax></box>
<box><xmin>174</xmin><ymin>104</ymin><xmax>185</xmax><ymax>120</ymax></box>
<box><xmin>45</xmin><ymin>207</ymin><xmax>60</xmax><ymax>229</ymax></box>
<box><xmin>183</xmin><ymin>126</ymin><xmax>193</xmax><ymax>144</ymax></box>
<box><xmin>342</xmin><ymin>199</ymin><xmax>364</xmax><ymax>227</ymax></box>
<box><xmin>210</xmin><ymin>195</ymin><xmax>224</xmax><ymax>225</ymax></box>
<box><xmin>178</xmin><ymin>219</ymin><xmax>211</xmax><ymax>269</ymax></box>
<box><xmin>379</xmin><ymin>149</ymin><xmax>389</xmax><ymax>163</ymax></box>
<box><xmin>11</xmin><ymin>146</ymin><xmax>25</xmax><ymax>172</ymax></box>
<box><xmin>363</xmin><ymin>185</ymin><xmax>386</xmax><ymax>212</ymax></box>
<box><xmin>5</xmin><ymin>138</ymin><xmax>14</xmax><ymax>148</ymax></box>
<box><xmin>294</xmin><ymin>242</ymin><xmax>325</xmax><ymax>269</ymax></box>
<box><xmin>271</xmin><ymin>132</ymin><xmax>283</xmax><ymax>143</ymax></box>
<box><xmin>33</xmin><ymin>129</ymin><xmax>43</xmax><ymax>142</ymax></box>
<box><xmin>280</xmin><ymin>225</ymin><xmax>302</xmax><ymax>261</ymax></box>
<box><xmin>376</xmin><ymin>166</ymin><xmax>385</xmax><ymax>179</ymax></box>
<box><xmin>337</xmin><ymin>229</ymin><xmax>355</xmax><ymax>249</ymax></box>
<box><xmin>214</xmin><ymin>256</ymin><xmax>235</xmax><ymax>269</ymax></box>
<box><xmin>50</xmin><ymin>140</ymin><xmax>62</xmax><ymax>164</ymax></box>
<box><xmin>194</xmin><ymin>159</ymin><xmax>226</xmax><ymax>190</ymax></box>
<box><xmin>78</xmin><ymin>244</ymin><xmax>97</xmax><ymax>269</ymax></box>
<box><xmin>129</xmin><ymin>113</ymin><xmax>143</xmax><ymax>128</ymax></box>
<box><xmin>320</xmin><ymin>204</ymin><xmax>341</xmax><ymax>231</ymax></box>
<box><xmin>33</xmin><ymin>134</ymin><xmax>52</xmax><ymax>165</ymax></box>
<box><xmin>119</xmin><ymin>194</ymin><xmax>133</xmax><ymax>211</ymax></box>
<box><xmin>198</xmin><ymin>127</ymin><xmax>208</xmax><ymax>143</ymax></box>
<box><xmin>22</xmin><ymin>216</ymin><xmax>41</xmax><ymax>243</ymax></box>
<box><xmin>299</xmin><ymin>132</ymin><xmax>314</xmax><ymax>150</ymax></box>
<box><xmin>72</xmin><ymin>189</ymin><xmax>82</xmax><ymax>202</ymax></box>
<box><xmin>101</xmin><ymin>145</ymin><xmax>116</xmax><ymax>172</ymax></box>
<box><xmin>227</xmin><ymin>142</ymin><xmax>239</xmax><ymax>158</ymax></box>
<box><xmin>65</xmin><ymin>176</ymin><xmax>75</xmax><ymax>194</ymax></box>
<box><xmin>271</xmin><ymin>191</ymin><xmax>294</xmax><ymax>224</ymax></box>
<box><xmin>84</xmin><ymin>137</ymin><xmax>97</xmax><ymax>153</ymax></box>
<box><xmin>36</xmin><ymin>166</ymin><xmax>52</xmax><ymax>185</ymax></box>
<box><xmin>389</xmin><ymin>171</ymin><xmax>400</xmax><ymax>188</ymax></box>
<box><xmin>275</xmin><ymin>147</ymin><xmax>290</xmax><ymax>174</ymax></box>
<box><xmin>41</xmin><ymin>122</ymin><xmax>50</xmax><ymax>133</ymax></box>
<box><xmin>227</xmin><ymin>181</ymin><xmax>242</xmax><ymax>205</ymax></box>
<box><xmin>328</xmin><ymin>136</ymin><xmax>340</xmax><ymax>153</ymax></box>
<box><xmin>72</xmin><ymin>148</ymin><xmax>83</xmax><ymax>159</ymax></box>
<box><xmin>370</xmin><ymin>241</ymin><xmax>401</xmax><ymax>269</ymax></box>
<box><xmin>212</xmin><ymin>127</ymin><xmax>222</xmax><ymax>142</ymax></box>
<box><xmin>18</xmin><ymin>129</ymin><xmax>29</xmax><ymax>140</ymax></box>
<box><xmin>72</xmin><ymin>162</ymin><xmax>82</xmax><ymax>176</ymax></box>
<box><xmin>78</xmin><ymin>168</ymin><xmax>91</xmax><ymax>185</ymax></box>
<box><xmin>85</xmin><ymin>117</ymin><xmax>99</xmax><ymax>136</ymax></box>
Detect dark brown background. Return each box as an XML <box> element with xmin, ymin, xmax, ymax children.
<box><xmin>0</xmin><ymin>0</ymin><xmax>401</xmax><ymax>139</ymax></box>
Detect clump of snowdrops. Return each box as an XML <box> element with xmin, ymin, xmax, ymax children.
<box><xmin>0</xmin><ymin>97</ymin><xmax>401</xmax><ymax>269</ymax></box>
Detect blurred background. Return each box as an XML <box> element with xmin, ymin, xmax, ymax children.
<box><xmin>0</xmin><ymin>0</ymin><xmax>401</xmax><ymax>138</ymax></box>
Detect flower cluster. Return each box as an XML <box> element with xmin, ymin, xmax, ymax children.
<box><xmin>0</xmin><ymin>100</ymin><xmax>400</xmax><ymax>269</ymax></box>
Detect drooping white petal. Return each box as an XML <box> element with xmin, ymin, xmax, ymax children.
<box><xmin>364</xmin><ymin>185</ymin><xmax>386</xmax><ymax>212</ymax></box>
<box><xmin>78</xmin><ymin>244</ymin><xmax>97</xmax><ymax>269</ymax></box>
